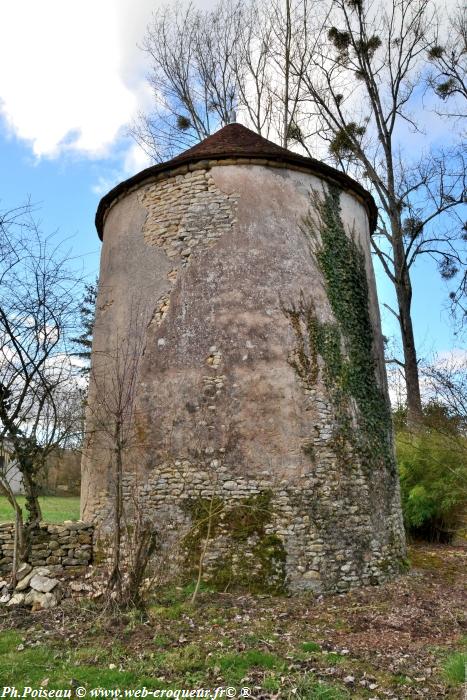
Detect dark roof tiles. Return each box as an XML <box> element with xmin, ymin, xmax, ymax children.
<box><xmin>175</xmin><ymin>122</ymin><xmax>295</xmax><ymax>160</ymax></box>
<box><xmin>95</xmin><ymin>123</ymin><xmax>377</xmax><ymax>238</ymax></box>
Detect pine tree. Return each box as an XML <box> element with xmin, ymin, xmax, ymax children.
<box><xmin>72</xmin><ymin>279</ymin><xmax>98</xmax><ymax>372</ymax></box>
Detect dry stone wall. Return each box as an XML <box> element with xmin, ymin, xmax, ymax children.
<box><xmin>139</xmin><ymin>168</ymin><xmax>238</xmax><ymax>260</ymax></box>
<box><xmin>0</xmin><ymin>521</ymin><xmax>93</xmax><ymax>573</ymax></box>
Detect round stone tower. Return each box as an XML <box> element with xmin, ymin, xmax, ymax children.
<box><xmin>82</xmin><ymin>123</ymin><xmax>406</xmax><ymax>593</ymax></box>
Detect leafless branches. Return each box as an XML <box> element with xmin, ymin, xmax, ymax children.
<box><xmin>0</xmin><ymin>202</ymin><xmax>84</xmax><ymax>564</ymax></box>
<box><xmin>426</xmin><ymin>3</ymin><xmax>467</xmax><ymax>117</ymax></box>
<box><xmin>131</xmin><ymin>0</ymin><xmax>466</xmax><ymax>423</ymax></box>
<box><xmin>132</xmin><ymin>1</ymin><xmax>240</xmax><ymax>161</ymax></box>
<box><xmin>421</xmin><ymin>353</ymin><xmax>467</xmax><ymax>424</ymax></box>
<box><xmin>292</xmin><ymin>0</ymin><xmax>465</xmax><ymax>423</ymax></box>
<box><xmin>131</xmin><ymin>0</ymin><xmax>325</xmax><ymax>159</ymax></box>
<box><xmin>85</xmin><ymin>303</ymin><xmax>158</xmax><ymax>606</ymax></box>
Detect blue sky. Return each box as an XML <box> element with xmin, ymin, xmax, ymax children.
<box><xmin>0</xmin><ymin>0</ymin><xmax>463</xmax><ymax>369</ymax></box>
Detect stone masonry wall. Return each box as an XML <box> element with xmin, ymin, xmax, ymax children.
<box><xmin>0</xmin><ymin>522</ymin><xmax>93</xmax><ymax>573</ymax></box>
<box><xmin>83</xmin><ymin>161</ymin><xmax>406</xmax><ymax>595</ymax></box>
<box><xmin>91</xmin><ymin>411</ymin><xmax>405</xmax><ymax>595</ymax></box>
<box><xmin>139</xmin><ymin>168</ymin><xmax>239</xmax><ymax>329</ymax></box>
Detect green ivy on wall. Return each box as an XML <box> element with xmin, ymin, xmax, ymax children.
<box><xmin>285</xmin><ymin>186</ymin><xmax>394</xmax><ymax>475</ymax></box>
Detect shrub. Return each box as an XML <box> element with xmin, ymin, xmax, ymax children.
<box><xmin>396</xmin><ymin>427</ymin><xmax>467</xmax><ymax>541</ymax></box>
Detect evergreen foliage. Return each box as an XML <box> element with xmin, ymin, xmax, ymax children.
<box><xmin>300</xmin><ymin>187</ymin><xmax>393</xmax><ymax>472</ymax></box>
<box><xmin>396</xmin><ymin>426</ymin><xmax>467</xmax><ymax>541</ymax></box>
<box><xmin>72</xmin><ymin>279</ymin><xmax>98</xmax><ymax>371</ymax></box>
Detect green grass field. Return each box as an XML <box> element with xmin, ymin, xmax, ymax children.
<box><xmin>0</xmin><ymin>496</ymin><xmax>80</xmax><ymax>523</ymax></box>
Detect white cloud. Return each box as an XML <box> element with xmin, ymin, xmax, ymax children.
<box><xmin>91</xmin><ymin>175</ymin><xmax>119</xmax><ymax>197</ymax></box>
<box><xmin>123</xmin><ymin>141</ymin><xmax>152</xmax><ymax>174</ymax></box>
<box><xmin>1</xmin><ymin>0</ymin><xmax>456</xmax><ymax>191</ymax></box>
<box><xmin>0</xmin><ymin>0</ymin><xmax>154</xmax><ymax>159</ymax></box>
<box><xmin>387</xmin><ymin>346</ymin><xmax>467</xmax><ymax>408</ymax></box>
<box><xmin>433</xmin><ymin>348</ymin><xmax>467</xmax><ymax>366</ymax></box>
<box><xmin>91</xmin><ymin>142</ymin><xmax>152</xmax><ymax>195</ymax></box>
<box><xmin>0</xmin><ymin>0</ymin><xmax>221</xmax><ymax>163</ymax></box>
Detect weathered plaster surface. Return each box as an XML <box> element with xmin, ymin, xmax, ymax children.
<box><xmin>82</xmin><ymin>162</ymin><xmax>406</xmax><ymax>594</ymax></box>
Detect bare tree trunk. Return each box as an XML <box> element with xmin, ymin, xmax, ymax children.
<box><xmin>12</xmin><ymin>508</ymin><xmax>24</xmax><ymax>586</ymax></box>
<box><xmin>18</xmin><ymin>469</ymin><xmax>42</xmax><ymax>564</ymax></box>
<box><xmin>397</xmin><ymin>287</ymin><xmax>423</xmax><ymax>426</ymax></box>
<box><xmin>392</xmin><ymin>226</ymin><xmax>423</xmax><ymax>426</ymax></box>
<box><xmin>282</xmin><ymin>0</ymin><xmax>291</xmax><ymax>148</ymax></box>
<box><xmin>108</xmin><ymin>421</ymin><xmax>123</xmax><ymax>597</ymax></box>
<box><xmin>191</xmin><ymin>494</ymin><xmax>215</xmax><ymax>606</ymax></box>
<box><xmin>0</xmin><ymin>477</ymin><xmax>25</xmax><ymax>583</ymax></box>
<box><xmin>125</xmin><ymin>499</ymin><xmax>158</xmax><ymax>609</ymax></box>
<box><xmin>22</xmin><ymin>467</ymin><xmax>42</xmax><ymax>524</ymax></box>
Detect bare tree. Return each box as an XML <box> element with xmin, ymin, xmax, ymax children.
<box><xmin>131</xmin><ymin>0</ymin><xmax>322</xmax><ymax>159</ymax></box>
<box><xmin>293</xmin><ymin>0</ymin><xmax>466</xmax><ymax>425</ymax></box>
<box><xmin>132</xmin><ymin>1</ymin><xmax>241</xmax><ymax>161</ymax></box>
<box><xmin>132</xmin><ymin>0</ymin><xmax>466</xmax><ymax>425</ymax></box>
<box><xmin>228</xmin><ymin>0</ymin><xmax>276</xmax><ymax>136</ymax></box>
<box><xmin>421</xmin><ymin>353</ymin><xmax>467</xmax><ymax>425</ymax></box>
<box><xmin>424</xmin><ymin>3</ymin><xmax>467</xmax><ymax>328</ymax></box>
<box><xmin>116</xmin><ymin>483</ymin><xmax>162</xmax><ymax>608</ymax></box>
<box><xmin>426</xmin><ymin>3</ymin><xmax>467</xmax><ymax>117</ymax></box>
<box><xmin>265</xmin><ymin>0</ymin><xmax>325</xmax><ymax>151</ymax></box>
<box><xmin>0</xmin><ymin>203</ymin><xmax>84</xmax><ymax>566</ymax></box>
<box><xmin>448</xmin><ymin>266</ymin><xmax>467</xmax><ymax>331</ymax></box>
<box><xmin>0</xmin><ymin>450</ymin><xmax>25</xmax><ymax>584</ymax></box>
<box><xmin>85</xmin><ymin>303</ymin><xmax>161</xmax><ymax>606</ymax></box>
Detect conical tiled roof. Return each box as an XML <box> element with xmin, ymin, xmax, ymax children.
<box><xmin>171</xmin><ymin>122</ymin><xmax>298</xmax><ymax>161</ymax></box>
<box><xmin>96</xmin><ymin>123</ymin><xmax>377</xmax><ymax>238</ymax></box>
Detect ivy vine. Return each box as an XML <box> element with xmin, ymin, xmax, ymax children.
<box><xmin>286</xmin><ymin>185</ymin><xmax>394</xmax><ymax>474</ymax></box>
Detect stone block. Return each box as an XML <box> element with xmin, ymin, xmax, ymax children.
<box><xmin>29</xmin><ymin>575</ymin><xmax>60</xmax><ymax>593</ymax></box>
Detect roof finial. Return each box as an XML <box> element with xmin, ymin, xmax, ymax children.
<box><xmin>228</xmin><ymin>109</ymin><xmax>237</xmax><ymax>124</ymax></box>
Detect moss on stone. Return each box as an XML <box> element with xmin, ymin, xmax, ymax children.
<box><xmin>181</xmin><ymin>491</ymin><xmax>286</xmax><ymax>594</ymax></box>
<box><xmin>223</xmin><ymin>490</ymin><xmax>274</xmax><ymax>541</ymax></box>
<box><xmin>182</xmin><ymin>496</ymin><xmax>225</xmax><ymax>539</ymax></box>
<box><xmin>181</xmin><ymin>496</ymin><xmax>225</xmax><ymax>571</ymax></box>
<box><xmin>301</xmin><ymin>441</ymin><xmax>316</xmax><ymax>462</ymax></box>
<box><xmin>397</xmin><ymin>556</ymin><xmax>410</xmax><ymax>573</ymax></box>
<box><xmin>206</xmin><ymin>533</ymin><xmax>286</xmax><ymax>595</ymax></box>
<box><xmin>92</xmin><ymin>547</ymin><xmax>106</xmax><ymax>565</ymax></box>
<box><xmin>251</xmin><ymin>533</ymin><xmax>287</xmax><ymax>594</ymax></box>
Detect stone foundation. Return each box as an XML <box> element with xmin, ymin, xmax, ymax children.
<box><xmin>88</xmin><ymin>452</ymin><xmax>405</xmax><ymax>595</ymax></box>
<box><xmin>0</xmin><ymin>521</ymin><xmax>93</xmax><ymax>573</ymax></box>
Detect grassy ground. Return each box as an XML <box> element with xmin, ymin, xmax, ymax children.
<box><xmin>0</xmin><ymin>543</ymin><xmax>465</xmax><ymax>698</ymax></box>
<box><xmin>0</xmin><ymin>496</ymin><xmax>80</xmax><ymax>523</ymax></box>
